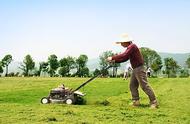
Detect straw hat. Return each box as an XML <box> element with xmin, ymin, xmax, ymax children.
<box><xmin>116</xmin><ymin>33</ymin><xmax>133</xmax><ymax>44</ymax></box>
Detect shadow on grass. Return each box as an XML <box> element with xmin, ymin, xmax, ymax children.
<box><xmin>95</xmin><ymin>100</ymin><xmax>110</xmax><ymax>106</ymax></box>
<box><xmin>138</xmin><ymin>104</ymin><xmax>149</xmax><ymax>108</ymax></box>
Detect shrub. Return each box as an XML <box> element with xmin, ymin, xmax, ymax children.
<box><xmin>179</xmin><ymin>69</ymin><xmax>189</xmax><ymax>78</ymax></box>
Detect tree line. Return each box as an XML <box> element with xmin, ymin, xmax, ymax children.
<box><xmin>140</xmin><ymin>47</ymin><xmax>190</xmax><ymax>78</ymax></box>
<box><xmin>0</xmin><ymin>47</ymin><xmax>190</xmax><ymax>78</ymax></box>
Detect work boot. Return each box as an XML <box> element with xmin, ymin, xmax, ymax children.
<box><xmin>130</xmin><ymin>100</ymin><xmax>140</xmax><ymax>107</ymax></box>
<box><xmin>150</xmin><ymin>100</ymin><xmax>159</xmax><ymax>109</ymax></box>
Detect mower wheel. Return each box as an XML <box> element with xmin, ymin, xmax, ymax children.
<box><xmin>41</xmin><ymin>97</ymin><xmax>50</xmax><ymax>104</ymax></box>
<box><xmin>65</xmin><ymin>98</ymin><xmax>74</xmax><ymax>105</ymax></box>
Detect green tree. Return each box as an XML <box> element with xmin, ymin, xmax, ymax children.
<box><xmin>179</xmin><ymin>69</ymin><xmax>189</xmax><ymax>78</ymax></box>
<box><xmin>0</xmin><ymin>66</ymin><xmax>3</xmax><ymax>74</ymax></box>
<box><xmin>19</xmin><ymin>54</ymin><xmax>35</xmax><ymax>76</ymax></box>
<box><xmin>164</xmin><ymin>57</ymin><xmax>180</xmax><ymax>78</ymax></box>
<box><xmin>40</xmin><ymin>62</ymin><xmax>49</xmax><ymax>72</ymax></box>
<box><xmin>140</xmin><ymin>47</ymin><xmax>162</xmax><ymax>75</ymax></box>
<box><xmin>151</xmin><ymin>56</ymin><xmax>163</xmax><ymax>76</ymax></box>
<box><xmin>33</xmin><ymin>62</ymin><xmax>48</xmax><ymax>76</ymax></box>
<box><xmin>59</xmin><ymin>58</ymin><xmax>69</xmax><ymax>76</ymax></box>
<box><xmin>59</xmin><ymin>56</ymin><xmax>75</xmax><ymax>76</ymax></box>
<box><xmin>48</xmin><ymin>54</ymin><xmax>59</xmax><ymax>77</ymax></box>
<box><xmin>99</xmin><ymin>51</ymin><xmax>113</xmax><ymax>76</ymax></box>
<box><xmin>79</xmin><ymin>67</ymin><xmax>89</xmax><ymax>77</ymax></box>
<box><xmin>58</xmin><ymin>67</ymin><xmax>69</xmax><ymax>77</ymax></box>
<box><xmin>76</xmin><ymin>55</ymin><xmax>88</xmax><ymax>68</ymax></box>
<box><xmin>40</xmin><ymin>62</ymin><xmax>49</xmax><ymax>77</ymax></box>
<box><xmin>93</xmin><ymin>68</ymin><xmax>101</xmax><ymax>76</ymax></box>
<box><xmin>2</xmin><ymin>54</ymin><xmax>13</xmax><ymax>77</ymax></box>
<box><xmin>0</xmin><ymin>61</ymin><xmax>3</xmax><ymax>76</ymax></box>
<box><xmin>99</xmin><ymin>51</ymin><xmax>120</xmax><ymax>77</ymax></box>
<box><xmin>76</xmin><ymin>55</ymin><xmax>89</xmax><ymax>77</ymax></box>
<box><xmin>186</xmin><ymin>55</ymin><xmax>190</xmax><ymax>68</ymax></box>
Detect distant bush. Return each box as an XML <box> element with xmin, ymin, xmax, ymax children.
<box><xmin>93</xmin><ymin>68</ymin><xmax>101</xmax><ymax>76</ymax></box>
<box><xmin>15</xmin><ymin>72</ymin><xmax>20</xmax><ymax>77</ymax></box>
<box><xmin>179</xmin><ymin>69</ymin><xmax>189</xmax><ymax>78</ymax></box>
<box><xmin>8</xmin><ymin>72</ymin><xmax>15</xmax><ymax>77</ymax></box>
<box><xmin>54</xmin><ymin>74</ymin><xmax>59</xmax><ymax>77</ymax></box>
<box><xmin>169</xmin><ymin>72</ymin><xmax>177</xmax><ymax>78</ymax></box>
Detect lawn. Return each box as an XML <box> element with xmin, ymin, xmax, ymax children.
<box><xmin>0</xmin><ymin>77</ymin><xmax>189</xmax><ymax>124</ymax></box>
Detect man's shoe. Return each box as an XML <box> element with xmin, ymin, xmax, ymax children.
<box><xmin>150</xmin><ymin>100</ymin><xmax>159</xmax><ymax>109</ymax></box>
<box><xmin>130</xmin><ymin>100</ymin><xmax>140</xmax><ymax>107</ymax></box>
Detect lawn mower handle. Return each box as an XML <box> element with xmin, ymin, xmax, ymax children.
<box><xmin>72</xmin><ymin>65</ymin><xmax>112</xmax><ymax>93</ymax></box>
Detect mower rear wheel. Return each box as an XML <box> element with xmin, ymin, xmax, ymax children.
<box><xmin>41</xmin><ymin>97</ymin><xmax>50</xmax><ymax>104</ymax></box>
<box><xmin>65</xmin><ymin>98</ymin><xmax>74</xmax><ymax>105</ymax></box>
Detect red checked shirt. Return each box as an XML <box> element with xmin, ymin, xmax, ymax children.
<box><xmin>112</xmin><ymin>43</ymin><xmax>144</xmax><ymax>69</ymax></box>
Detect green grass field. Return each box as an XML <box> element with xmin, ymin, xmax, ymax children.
<box><xmin>0</xmin><ymin>77</ymin><xmax>189</xmax><ymax>124</ymax></box>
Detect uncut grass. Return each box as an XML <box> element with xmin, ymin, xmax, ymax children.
<box><xmin>0</xmin><ymin>77</ymin><xmax>190</xmax><ymax>124</ymax></box>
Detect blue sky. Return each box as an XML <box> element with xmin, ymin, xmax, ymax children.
<box><xmin>0</xmin><ymin>0</ymin><xmax>190</xmax><ymax>61</ymax></box>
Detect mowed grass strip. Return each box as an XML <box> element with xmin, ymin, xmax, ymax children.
<box><xmin>0</xmin><ymin>77</ymin><xmax>189</xmax><ymax>124</ymax></box>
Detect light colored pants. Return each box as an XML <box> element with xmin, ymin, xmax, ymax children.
<box><xmin>130</xmin><ymin>65</ymin><xmax>156</xmax><ymax>102</ymax></box>
<box><xmin>123</xmin><ymin>71</ymin><xmax>128</xmax><ymax>79</ymax></box>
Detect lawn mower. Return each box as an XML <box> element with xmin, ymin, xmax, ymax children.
<box><xmin>41</xmin><ymin>66</ymin><xmax>112</xmax><ymax>105</ymax></box>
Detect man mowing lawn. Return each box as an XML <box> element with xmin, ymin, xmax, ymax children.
<box><xmin>107</xmin><ymin>33</ymin><xmax>158</xmax><ymax>109</ymax></box>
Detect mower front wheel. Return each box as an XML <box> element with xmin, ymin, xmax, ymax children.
<box><xmin>41</xmin><ymin>97</ymin><xmax>50</xmax><ymax>104</ymax></box>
